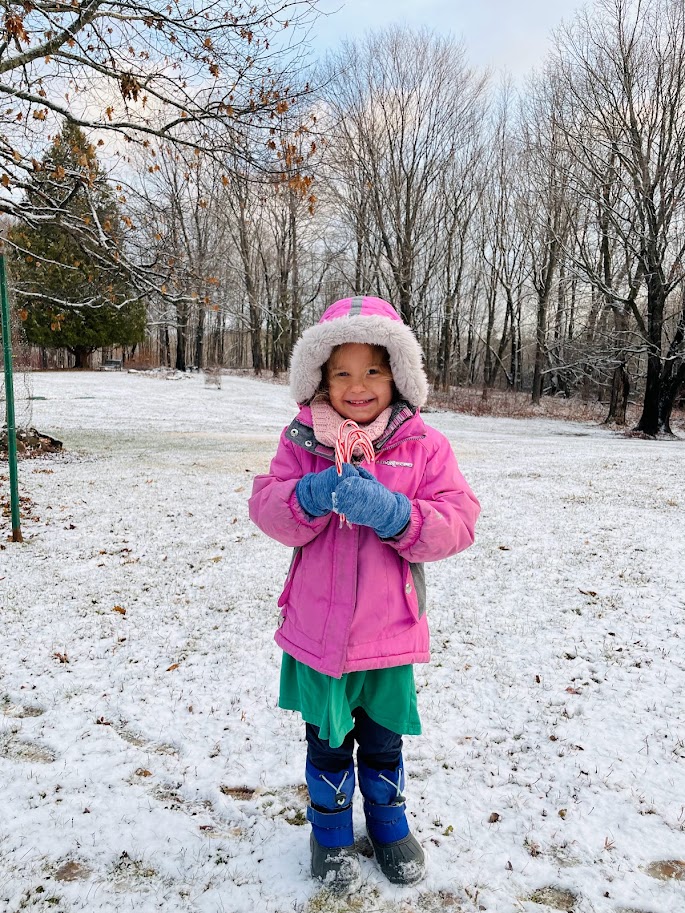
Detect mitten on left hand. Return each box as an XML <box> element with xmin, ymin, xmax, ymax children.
<box><xmin>333</xmin><ymin>467</ymin><xmax>411</xmax><ymax>539</ymax></box>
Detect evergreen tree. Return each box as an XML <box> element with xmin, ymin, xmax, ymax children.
<box><xmin>8</xmin><ymin>123</ymin><xmax>146</xmax><ymax>368</ymax></box>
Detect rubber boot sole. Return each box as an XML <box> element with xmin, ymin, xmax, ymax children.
<box><xmin>310</xmin><ymin>833</ymin><xmax>362</xmax><ymax>894</ymax></box>
<box><xmin>368</xmin><ymin>831</ymin><xmax>425</xmax><ymax>885</ymax></box>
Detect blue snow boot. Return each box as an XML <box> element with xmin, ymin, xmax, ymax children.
<box><xmin>305</xmin><ymin>759</ymin><xmax>361</xmax><ymax>893</ymax></box>
<box><xmin>357</xmin><ymin>756</ymin><xmax>425</xmax><ymax>885</ymax></box>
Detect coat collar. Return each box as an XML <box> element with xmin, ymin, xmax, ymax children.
<box><xmin>285</xmin><ymin>401</ymin><xmax>424</xmax><ymax>461</ymax></box>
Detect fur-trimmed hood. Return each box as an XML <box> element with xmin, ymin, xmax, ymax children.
<box><xmin>289</xmin><ymin>296</ymin><xmax>428</xmax><ymax>408</ymax></box>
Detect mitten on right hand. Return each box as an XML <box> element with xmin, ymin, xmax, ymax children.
<box><xmin>295</xmin><ymin>462</ymin><xmax>358</xmax><ymax>518</ymax></box>
<box><xmin>333</xmin><ymin>469</ymin><xmax>411</xmax><ymax>538</ymax></box>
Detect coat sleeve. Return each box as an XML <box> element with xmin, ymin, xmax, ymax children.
<box><xmin>248</xmin><ymin>429</ymin><xmax>333</xmax><ymax>547</ymax></box>
<box><xmin>389</xmin><ymin>432</ymin><xmax>480</xmax><ymax>563</ymax></box>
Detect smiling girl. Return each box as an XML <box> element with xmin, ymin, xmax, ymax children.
<box><xmin>248</xmin><ymin>295</ymin><xmax>480</xmax><ymax>892</ymax></box>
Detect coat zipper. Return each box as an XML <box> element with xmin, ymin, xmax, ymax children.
<box><xmin>334</xmin><ymin>521</ymin><xmax>360</xmax><ymax>678</ymax></box>
<box><xmin>376</xmin><ymin>434</ymin><xmax>425</xmax><ymax>455</ymax></box>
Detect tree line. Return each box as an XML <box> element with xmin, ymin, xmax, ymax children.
<box><xmin>4</xmin><ymin>0</ymin><xmax>685</xmax><ymax>435</ymax></box>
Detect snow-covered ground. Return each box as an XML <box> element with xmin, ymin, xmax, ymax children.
<box><xmin>1</xmin><ymin>371</ymin><xmax>684</xmax><ymax>913</ymax></box>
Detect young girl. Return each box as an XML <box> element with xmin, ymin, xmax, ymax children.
<box><xmin>248</xmin><ymin>295</ymin><xmax>480</xmax><ymax>891</ymax></box>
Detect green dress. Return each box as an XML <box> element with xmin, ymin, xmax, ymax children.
<box><xmin>279</xmin><ymin>653</ymin><xmax>422</xmax><ymax>749</ymax></box>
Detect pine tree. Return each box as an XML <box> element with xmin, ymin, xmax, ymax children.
<box><xmin>9</xmin><ymin>123</ymin><xmax>145</xmax><ymax>368</ymax></box>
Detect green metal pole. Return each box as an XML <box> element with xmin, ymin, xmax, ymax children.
<box><xmin>0</xmin><ymin>241</ymin><xmax>23</xmax><ymax>542</ymax></box>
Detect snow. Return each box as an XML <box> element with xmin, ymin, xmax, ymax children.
<box><xmin>1</xmin><ymin>370</ymin><xmax>684</xmax><ymax>913</ymax></box>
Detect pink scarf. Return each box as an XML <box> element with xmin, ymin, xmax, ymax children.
<box><xmin>310</xmin><ymin>400</ymin><xmax>392</xmax><ymax>455</ymax></box>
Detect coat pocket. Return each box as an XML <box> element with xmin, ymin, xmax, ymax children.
<box><xmin>278</xmin><ymin>546</ymin><xmax>301</xmax><ymax>607</ymax></box>
<box><xmin>404</xmin><ymin>561</ymin><xmax>426</xmax><ymax>620</ymax></box>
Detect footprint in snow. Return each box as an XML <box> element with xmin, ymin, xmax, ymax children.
<box><xmin>618</xmin><ymin>909</ymin><xmax>659</xmax><ymax>913</ymax></box>
<box><xmin>220</xmin><ymin>783</ymin><xmax>309</xmax><ymax>827</ymax></box>
<box><xmin>305</xmin><ymin>886</ymin><xmax>461</xmax><ymax>912</ymax></box>
<box><xmin>108</xmin><ymin>850</ymin><xmax>158</xmax><ymax>892</ymax></box>
<box><xmin>149</xmin><ymin>782</ymin><xmax>214</xmax><ymax>815</ymax></box>
<box><xmin>112</xmin><ymin>724</ymin><xmax>179</xmax><ymax>757</ymax></box>
<box><xmin>1</xmin><ymin>699</ymin><xmax>45</xmax><ymax>718</ymax></box>
<box><xmin>0</xmin><ymin>734</ymin><xmax>56</xmax><ymax>763</ymax></box>
<box><xmin>644</xmin><ymin>859</ymin><xmax>685</xmax><ymax>881</ymax></box>
<box><xmin>54</xmin><ymin>861</ymin><xmax>92</xmax><ymax>883</ymax></box>
<box><xmin>220</xmin><ymin>785</ymin><xmax>257</xmax><ymax>800</ymax></box>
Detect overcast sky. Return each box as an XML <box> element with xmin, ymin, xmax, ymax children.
<box><xmin>310</xmin><ymin>0</ymin><xmax>589</xmax><ymax>77</ymax></box>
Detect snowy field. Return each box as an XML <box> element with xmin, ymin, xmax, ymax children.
<box><xmin>1</xmin><ymin>370</ymin><xmax>684</xmax><ymax>913</ymax></box>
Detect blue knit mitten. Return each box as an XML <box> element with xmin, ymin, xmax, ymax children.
<box><xmin>333</xmin><ymin>467</ymin><xmax>411</xmax><ymax>538</ymax></box>
<box><xmin>296</xmin><ymin>463</ymin><xmax>358</xmax><ymax>518</ymax></box>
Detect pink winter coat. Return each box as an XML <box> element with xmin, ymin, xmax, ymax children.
<box><xmin>249</xmin><ymin>403</ymin><xmax>480</xmax><ymax>678</ymax></box>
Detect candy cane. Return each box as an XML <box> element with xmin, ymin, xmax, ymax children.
<box><xmin>334</xmin><ymin>420</ymin><xmax>375</xmax><ymax>527</ymax></box>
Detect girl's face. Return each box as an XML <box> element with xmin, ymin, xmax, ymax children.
<box><xmin>325</xmin><ymin>343</ymin><xmax>394</xmax><ymax>423</ymax></box>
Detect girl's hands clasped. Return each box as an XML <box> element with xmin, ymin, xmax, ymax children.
<box><xmin>296</xmin><ymin>462</ymin><xmax>359</xmax><ymax>517</ymax></box>
<box><xmin>333</xmin><ymin>467</ymin><xmax>411</xmax><ymax>539</ymax></box>
<box><xmin>296</xmin><ymin>463</ymin><xmax>411</xmax><ymax>539</ymax></box>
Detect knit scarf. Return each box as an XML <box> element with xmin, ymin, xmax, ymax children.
<box><xmin>310</xmin><ymin>400</ymin><xmax>393</xmax><ymax>454</ymax></box>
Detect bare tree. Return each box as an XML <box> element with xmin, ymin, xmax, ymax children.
<box><xmin>518</xmin><ymin>71</ymin><xmax>572</xmax><ymax>405</ymax></box>
<box><xmin>552</xmin><ymin>0</ymin><xmax>685</xmax><ymax>434</ymax></box>
<box><xmin>323</xmin><ymin>27</ymin><xmax>488</xmax><ymax>328</ymax></box>
<box><xmin>477</xmin><ymin>82</ymin><xmax>529</xmax><ymax>392</ymax></box>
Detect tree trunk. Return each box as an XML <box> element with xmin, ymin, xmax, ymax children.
<box><xmin>605</xmin><ymin>364</ymin><xmax>630</xmax><ymax>425</ymax></box>
<box><xmin>237</xmin><ymin>200</ymin><xmax>262</xmax><ymax>375</ymax></box>
<box><xmin>656</xmin><ymin>291</ymin><xmax>685</xmax><ymax>435</ymax></box>
<box><xmin>510</xmin><ymin>294</ymin><xmax>521</xmax><ymax>390</ymax></box>
<box><xmin>397</xmin><ymin>232</ymin><xmax>413</xmax><ymax>325</ymax></box>
<box><xmin>290</xmin><ymin>200</ymin><xmax>301</xmax><ymax>359</ymax></box>
<box><xmin>71</xmin><ymin>347</ymin><xmax>92</xmax><ymax>369</ymax></box>
<box><xmin>605</xmin><ymin>307</ymin><xmax>631</xmax><ymax>424</ymax></box>
<box><xmin>635</xmin><ymin>276</ymin><xmax>665</xmax><ymax>435</ymax></box>
<box><xmin>354</xmin><ymin>221</ymin><xmax>365</xmax><ymax>295</ymax></box>
<box><xmin>493</xmin><ymin>295</ymin><xmax>511</xmax><ymax>388</ymax></box>
<box><xmin>483</xmin><ymin>277</ymin><xmax>497</xmax><ymax>388</ymax></box>
<box><xmin>163</xmin><ymin>323</ymin><xmax>171</xmax><ymax>367</ymax></box>
<box><xmin>175</xmin><ymin>300</ymin><xmax>187</xmax><ymax>372</ymax></box>
<box><xmin>531</xmin><ymin>290</ymin><xmax>548</xmax><ymax>404</ymax></box>
<box><xmin>657</xmin><ymin>362</ymin><xmax>685</xmax><ymax>435</ymax></box>
<box><xmin>195</xmin><ymin>301</ymin><xmax>205</xmax><ymax>370</ymax></box>
<box><xmin>582</xmin><ymin>288</ymin><xmax>601</xmax><ymax>403</ymax></box>
<box><xmin>437</xmin><ymin>297</ymin><xmax>453</xmax><ymax>391</ymax></box>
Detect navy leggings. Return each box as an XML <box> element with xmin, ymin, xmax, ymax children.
<box><xmin>306</xmin><ymin>707</ymin><xmax>403</xmax><ymax>773</ymax></box>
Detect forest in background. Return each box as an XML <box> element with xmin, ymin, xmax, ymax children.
<box><xmin>2</xmin><ymin>0</ymin><xmax>685</xmax><ymax>435</ymax></box>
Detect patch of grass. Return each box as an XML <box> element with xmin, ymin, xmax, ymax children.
<box><xmin>219</xmin><ymin>785</ymin><xmax>255</xmax><ymax>800</ymax></box>
<box><xmin>528</xmin><ymin>886</ymin><xmax>577</xmax><ymax>910</ymax></box>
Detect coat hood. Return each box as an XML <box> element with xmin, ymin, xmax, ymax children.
<box><xmin>289</xmin><ymin>295</ymin><xmax>429</xmax><ymax>408</ymax></box>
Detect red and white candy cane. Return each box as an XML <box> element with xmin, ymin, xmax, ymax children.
<box><xmin>334</xmin><ymin>420</ymin><xmax>375</xmax><ymax>527</ymax></box>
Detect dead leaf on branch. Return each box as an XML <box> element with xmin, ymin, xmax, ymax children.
<box><xmin>120</xmin><ymin>73</ymin><xmax>141</xmax><ymax>102</ymax></box>
<box><xmin>53</xmin><ymin>652</ymin><xmax>69</xmax><ymax>664</ymax></box>
<box><xmin>112</xmin><ymin>605</ymin><xmax>126</xmax><ymax>615</ymax></box>
<box><xmin>166</xmin><ymin>663</ymin><xmax>180</xmax><ymax>672</ymax></box>
<box><xmin>5</xmin><ymin>13</ymin><xmax>29</xmax><ymax>44</ymax></box>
